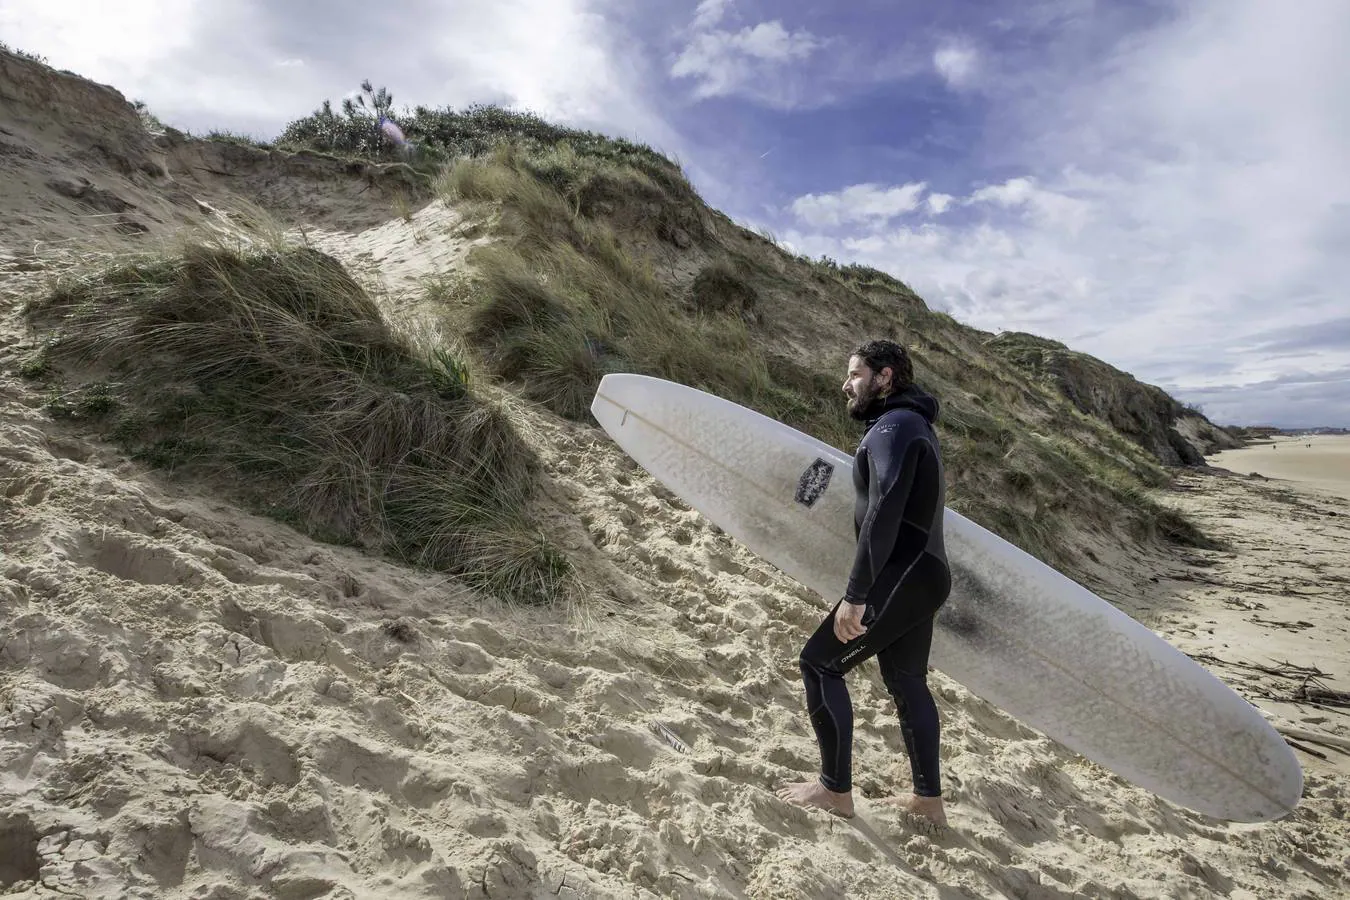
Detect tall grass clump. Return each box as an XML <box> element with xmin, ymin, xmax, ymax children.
<box><xmin>24</xmin><ymin>240</ymin><xmax>571</xmax><ymax>603</ymax></box>
<box><xmin>0</xmin><ymin>42</ymin><xmax>49</xmax><ymax>65</ymax></box>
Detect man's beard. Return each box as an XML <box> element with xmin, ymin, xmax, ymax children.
<box><xmin>846</xmin><ymin>377</ymin><xmax>884</xmax><ymax>421</ymax></box>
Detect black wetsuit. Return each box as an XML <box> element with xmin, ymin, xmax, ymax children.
<box><xmin>798</xmin><ymin>384</ymin><xmax>951</xmax><ymax>797</ymax></box>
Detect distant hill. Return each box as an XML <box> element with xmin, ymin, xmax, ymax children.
<box><xmin>1228</xmin><ymin>425</ymin><xmax>1349</xmax><ymax>441</ymax></box>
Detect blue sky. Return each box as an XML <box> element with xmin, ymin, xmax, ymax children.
<box><xmin>3</xmin><ymin>0</ymin><xmax>1348</xmax><ymax>427</ymax></box>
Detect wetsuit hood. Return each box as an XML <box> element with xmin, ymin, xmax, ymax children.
<box><xmin>865</xmin><ymin>383</ymin><xmax>940</xmax><ymax>428</ymax></box>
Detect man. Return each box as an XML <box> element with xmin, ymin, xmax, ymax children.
<box><xmin>775</xmin><ymin>339</ymin><xmax>952</xmax><ymax>826</ymax></box>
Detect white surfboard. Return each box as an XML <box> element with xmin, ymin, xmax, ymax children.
<box><xmin>591</xmin><ymin>373</ymin><xmax>1302</xmax><ymax>823</ymax></box>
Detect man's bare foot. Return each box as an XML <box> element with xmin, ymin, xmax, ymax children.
<box><xmin>775</xmin><ymin>780</ymin><xmax>855</xmax><ymax>818</ymax></box>
<box><xmin>878</xmin><ymin>793</ymin><xmax>947</xmax><ymax>826</ymax></box>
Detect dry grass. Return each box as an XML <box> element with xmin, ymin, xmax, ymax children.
<box><xmin>22</xmin><ymin>236</ymin><xmax>572</xmax><ymax>604</ymax></box>
<box><xmin>688</xmin><ymin>258</ymin><xmax>759</xmax><ymax>316</ymax></box>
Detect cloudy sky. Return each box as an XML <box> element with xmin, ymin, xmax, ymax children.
<box><xmin>3</xmin><ymin>0</ymin><xmax>1347</xmax><ymax>427</ymax></box>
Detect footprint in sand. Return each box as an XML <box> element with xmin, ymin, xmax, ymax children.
<box><xmin>55</xmin><ymin>528</ymin><xmax>216</xmax><ymax>588</ymax></box>
<box><xmin>4</xmin><ymin>622</ymin><xmax>104</xmax><ymax>691</ymax></box>
<box><xmin>649</xmin><ymin>550</ymin><xmax>709</xmax><ymax>586</ymax></box>
<box><xmin>174</xmin><ymin>715</ymin><xmax>301</xmax><ymax>789</ymax></box>
<box><xmin>309</xmin><ymin>732</ymin><xmax>453</xmax><ymax>809</ymax></box>
<box><xmin>447</xmin><ymin>619</ymin><xmax>513</xmax><ymax>658</ymax></box>
<box><xmin>525</xmin><ymin>658</ymin><xmax>577</xmax><ymax>693</ymax></box>
<box><xmin>593</xmin><ymin>726</ymin><xmax>661</xmax><ymax>772</ymax></box>
<box><xmin>438</xmin><ymin>638</ymin><xmax>498</xmax><ymax>674</ymax></box>
<box><xmin>472</xmin><ymin>681</ymin><xmax>567</xmax><ymax>727</ymax></box>
<box><xmin>1</xmin><ymin>469</ymin><xmax>48</xmax><ymax>504</ymax></box>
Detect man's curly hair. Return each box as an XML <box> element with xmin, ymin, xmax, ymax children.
<box><xmin>851</xmin><ymin>339</ymin><xmax>913</xmax><ymax>391</ymax></box>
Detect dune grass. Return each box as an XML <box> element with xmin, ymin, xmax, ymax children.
<box><xmin>0</xmin><ymin>42</ymin><xmax>48</xmax><ymax>65</ymax></box>
<box><xmin>437</xmin><ymin>147</ymin><xmax>857</xmax><ymax>451</ymax></box>
<box><xmin>900</xmin><ymin>334</ymin><xmax>1222</xmax><ymax>557</ymax></box>
<box><xmin>424</xmin><ymin>140</ymin><xmax>1223</xmax><ymax>568</ymax></box>
<box><xmin>23</xmin><ymin>238</ymin><xmax>571</xmax><ymax>604</ymax></box>
<box><xmin>277</xmin><ymin>88</ymin><xmax>691</xmax><ymax>191</ymax></box>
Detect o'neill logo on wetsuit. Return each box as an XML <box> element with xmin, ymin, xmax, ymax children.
<box><xmin>795</xmin><ymin>458</ymin><xmax>834</xmax><ymax>507</ymax></box>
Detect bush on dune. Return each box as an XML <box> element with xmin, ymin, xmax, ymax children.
<box><xmin>24</xmin><ymin>239</ymin><xmax>571</xmax><ymax>604</ymax></box>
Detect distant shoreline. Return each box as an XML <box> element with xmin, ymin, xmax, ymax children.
<box><xmin>1205</xmin><ymin>433</ymin><xmax>1350</xmax><ymax>503</ymax></box>
<box><xmin>1228</xmin><ymin>428</ymin><xmax>1349</xmax><ymax>447</ymax></box>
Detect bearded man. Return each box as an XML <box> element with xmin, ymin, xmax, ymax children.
<box><xmin>776</xmin><ymin>339</ymin><xmax>952</xmax><ymax>826</ymax></box>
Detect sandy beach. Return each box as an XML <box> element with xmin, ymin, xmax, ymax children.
<box><xmin>1208</xmin><ymin>434</ymin><xmax>1350</xmax><ymax>501</ymax></box>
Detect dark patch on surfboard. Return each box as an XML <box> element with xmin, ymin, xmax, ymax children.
<box><xmin>937</xmin><ymin>598</ymin><xmax>980</xmax><ymax>639</ymax></box>
<box><xmin>795</xmin><ymin>458</ymin><xmax>834</xmax><ymax>507</ymax></box>
<box><xmin>937</xmin><ymin>564</ymin><xmax>991</xmax><ymax>642</ymax></box>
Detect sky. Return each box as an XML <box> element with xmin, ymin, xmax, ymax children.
<box><xmin>2</xmin><ymin>0</ymin><xmax>1347</xmax><ymax>428</ymax></box>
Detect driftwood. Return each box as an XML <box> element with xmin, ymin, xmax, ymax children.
<box><xmin>1284</xmin><ymin>739</ymin><xmax>1327</xmax><ymax>760</ymax></box>
<box><xmin>1189</xmin><ymin>653</ymin><xmax>1350</xmax><ymax>754</ymax></box>
<box><xmin>1276</xmin><ymin>726</ymin><xmax>1350</xmax><ymax>755</ymax></box>
<box><xmin>1189</xmin><ymin>654</ymin><xmax>1348</xmax><ymax>707</ymax></box>
<box><xmin>1294</xmin><ymin>681</ymin><xmax>1350</xmax><ymax>709</ymax></box>
<box><xmin>1188</xmin><ymin>653</ymin><xmax>1328</xmax><ymax>681</ymax></box>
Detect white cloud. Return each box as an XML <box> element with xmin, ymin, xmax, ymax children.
<box><xmin>692</xmin><ymin>0</ymin><xmax>733</xmax><ymax>31</ymax></box>
<box><xmin>967</xmin><ymin>176</ymin><xmax>1092</xmax><ymax>234</ymax></box>
<box><xmin>0</xmin><ymin>0</ymin><xmax>676</xmax><ymax>150</ymax></box>
<box><xmin>927</xmin><ymin>193</ymin><xmax>954</xmax><ymax>215</ymax></box>
<box><xmin>668</xmin><ymin>5</ymin><xmax>940</xmax><ymax>110</ymax></box>
<box><xmin>0</xmin><ymin>0</ymin><xmax>201</xmax><ymax>96</ymax></box>
<box><xmin>967</xmin><ymin>178</ymin><xmax>1034</xmax><ymax>206</ymax></box>
<box><xmin>790</xmin><ymin>182</ymin><xmax>928</xmax><ymax>228</ymax></box>
<box><xmin>782</xmin><ymin>0</ymin><xmax>1350</xmax><ymax>426</ymax></box>
<box><xmin>738</xmin><ymin>21</ymin><xmax>819</xmax><ymax>61</ymax></box>
<box><xmin>671</xmin><ymin>17</ymin><xmax>822</xmax><ymax>104</ymax></box>
<box><xmin>424</xmin><ymin>0</ymin><xmax>667</xmax><ymax>139</ymax></box>
<box><xmin>934</xmin><ymin>39</ymin><xmax>979</xmax><ymax>89</ymax></box>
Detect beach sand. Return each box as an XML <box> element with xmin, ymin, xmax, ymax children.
<box><xmin>1208</xmin><ymin>434</ymin><xmax>1350</xmax><ymax>501</ymax></box>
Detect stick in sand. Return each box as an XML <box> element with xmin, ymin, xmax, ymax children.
<box><xmin>1275</xmin><ymin>726</ymin><xmax>1350</xmax><ymax>755</ymax></box>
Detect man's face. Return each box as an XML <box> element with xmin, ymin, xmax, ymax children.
<box><xmin>842</xmin><ymin>355</ymin><xmax>891</xmax><ymax>420</ymax></box>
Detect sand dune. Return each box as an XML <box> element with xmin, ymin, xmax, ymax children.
<box><xmin>1</xmin><ymin>51</ymin><xmax>1348</xmax><ymax>900</ymax></box>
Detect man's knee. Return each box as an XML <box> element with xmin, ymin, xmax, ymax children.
<box><xmin>882</xmin><ymin>668</ymin><xmax>928</xmax><ymax>705</ymax></box>
<box><xmin>800</xmin><ymin>647</ymin><xmax>843</xmax><ymax>680</ymax></box>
